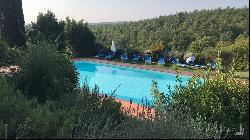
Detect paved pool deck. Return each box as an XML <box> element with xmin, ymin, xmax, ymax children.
<box><xmin>72</xmin><ymin>57</ymin><xmax>196</xmax><ymax>77</ymax></box>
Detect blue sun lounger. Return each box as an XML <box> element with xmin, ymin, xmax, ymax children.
<box><xmin>132</xmin><ymin>54</ymin><xmax>141</xmax><ymax>62</ymax></box>
<box><xmin>121</xmin><ymin>53</ymin><xmax>128</xmax><ymax>62</ymax></box>
<box><xmin>105</xmin><ymin>51</ymin><xmax>115</xmax><ymax>60</ymax></box>
<box><xmin>169</xmin><ymin>57</ymin><xmax>178</xmax><ymax>64</ymax></box>
<box><xmin>157</xmin><ymin>57</ymin><xmax>165</xmax><ymax>65</ymax></box>
<box><xmin>169</xmin><ymin>57</ymin><xmax>188</xmax><ymax>67</ymax></box>
<box><xmin>94</xmin><ymin>50</ymin><xmax>105</xmax><ymax>58</ymax></box>
<box><xmin>144</xmin><ymin>55</ymin><xmax>152</xmax><ymax>64</ymax></box>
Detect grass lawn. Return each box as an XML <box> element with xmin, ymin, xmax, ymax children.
<box><xmin>235</xmin><ymin>71</ymin><xmax>249</xmax><ymax>79</ymax></box>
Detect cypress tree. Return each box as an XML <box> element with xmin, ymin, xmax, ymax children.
<box><xmin>0</xmin><ymin>0</ymin><xmax>26</xmax><ymax>47</ymax></box>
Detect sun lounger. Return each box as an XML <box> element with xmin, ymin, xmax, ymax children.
<box><xmin>194</xmin><ymin>64</ymin><xmax>207</xmax><ymax>69</ymax></box>
<box><xmin>144</xmin><ymin>55</ymin><xmax>152</xmax><ymax>64</ymax></box>
<box><xmin>169</xmin><ymin>57</ymin><xmax>179</xmax><ymax>64</ymax></box>
<box><xmin>94</xmin><ymin>50</ymin><xmax>105</xmax><ymax>58</ymax></box>
<box><xmin>121</xmin><ymin>53</ymin><xmax>128</xmax><ymax>62</ymax></box>
<box><xmin>177</xmin><ymin>63</ymin><xmax>189</xmax><ymax>68</ymax></box>
<box><xmin>105</xmin><ymin>51</ymin><xmax>115</xmax><ymax>60</ymax></box>
<box><xmin>157</xmin><ymin>58</ymin><xmax>165</xmax><ymax>65</ymax></box>
<box><xmin>132</xmin><ymin>54</ymin><xmax>140</xmax><ymax>62</ymax></box>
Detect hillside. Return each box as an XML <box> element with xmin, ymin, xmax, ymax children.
<box><xmin>90</xmin><ymin>7</ymin><xmax>249</xmax><ymax>53</ymax></box>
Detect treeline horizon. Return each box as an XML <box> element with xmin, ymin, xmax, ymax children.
<box><xmin>89</xmin><ymin>6</ymin><xmax>249</xmax><ymax>69</ymax></box>
<box><xmin>90</xmin><ymin>6</ymin><xmax>248</xmax><ymax>50</ymax></box>
<box><xmin>24</xmin><ymin>6</ymin><xmax>249</xmax><ymax>25</ymax></box>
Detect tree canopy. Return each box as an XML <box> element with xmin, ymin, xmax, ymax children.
<box><xmin>90</xmin><ymin>7</ymin><xmax>249</xmax><ymax>60</ymax></box>
<box><xmin>0</xmin><ymin>0</ymin><xmax>26</xmax><ymax>47</ymax></box>
<box><xmin>27</xmin><ymin>10</ymin><xmax>65</xmax><ymax>44</ymax></box>
<box><xmin>15</xmin><ymin>41</ymin><xmax>78</xmax><ymax>103</ymax></box>
<box><xmin>64</xmin><ymin>17</ymin><xmax>96</xmax><ymax>57</ymax></box>
<box><xmin>26</xmin><ymin>11</ymin><xmax>96</xmax><ymax>57</ymax></box>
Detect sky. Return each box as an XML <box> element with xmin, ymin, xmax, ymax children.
<box><xmin>22</xmin><ymin>0</ymin><xmax>249</xmax><ymax>24</ymax></box>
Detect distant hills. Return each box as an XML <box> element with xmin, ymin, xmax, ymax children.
<box><xmin>25</xmin><ymin>21</ymin><xmax>128</xmax><ymax>28</ymax></box>
<box><xmin>89</xmin><ymin>21</ymin><xmax>128</xmax><ymax>25</ymax></box>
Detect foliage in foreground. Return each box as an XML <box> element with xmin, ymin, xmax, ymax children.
<box><xmin>0</xmin><ymin>74</ymin><xmax>219</xmax><ymax>139</ymax></box>
<box><xmin>150</xmin><ymin>53</ymin><xmax>249</xmax><ymax>139</ymax></box>
<box><xmin>0</xmin><ymin>75</ymin><xmax>124</xmax><ymax>139</ymax></box>
<box><xmin>15</xmin><ymin>41</ymin><xmax>78</xmax><ymax>103</ymax></box>
<box><xmin>0</xmin><ymin>75</ymin><xmax>36</xmax><ymax>138</ymax></box>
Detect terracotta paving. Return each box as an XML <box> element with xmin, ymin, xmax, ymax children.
<box><xmin>115</xmin><ymin>98</ymin><xmax>155</xmax><ymax>120</ymax></box>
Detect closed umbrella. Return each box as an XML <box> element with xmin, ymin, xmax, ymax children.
<box><xmin>190</xmin><ymin>55</ymin><xmax>195</xmax><ymax>62</ymax></box>
<box><xmin>111</xmin><ymin>40</ymin><xmax>116</xmax><ymax>52</ymax></box>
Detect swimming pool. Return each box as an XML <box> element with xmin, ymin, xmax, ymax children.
<box><xmin>74</xmin><ymin>60</ymin><xmax>191</xmax><ymax>105</ymax></box>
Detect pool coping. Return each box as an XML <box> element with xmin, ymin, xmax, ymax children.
<box><xmin>71</xmin><ymin>57</ymin><xmax>196</xmax><ymax>77</ymax></box>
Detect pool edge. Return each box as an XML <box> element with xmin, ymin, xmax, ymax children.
<box><xmin>72</xmin><ymin>57</ymin><xmax>195</xmax><ymax>77</ymax></box>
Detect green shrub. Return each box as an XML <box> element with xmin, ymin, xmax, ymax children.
<box><xmin>0</xmin><ymin>75</ymin><xmax>37</xmax><ymax>138</ymax></box>
<box><xmin>16</xmin><ymin>82</ymin><xmax>124</xmax><ymax>139</ymax></box>
<box><xmin>196</xmin><ymin>47</ymin><xmax>217</xmax><ymax>65</ymax></box>
<box><xmin>216</xmin><ymin>35</ymin><xmax>249</xmax><ymax>70</ymax></box>
<box><xmin>110</xmin><ymin>107</ymin><xmax>219</xmax><ymax>139</ymax></box>
<box><xmin>164</xmin><ymin>63</ymin><xmax>172</xmax><ymax>67</ymax></box>
<box><xmin>64</xmin><ymin>18</ymin><xmax>96</xmax><ymax>57</ymax></box>
<box><xmin>1</xmin><ymin>70</ymin><xmax>126</xmax><ymax>139</ymax></box>
<box><xmin>70</xmin><ymin>82</ymin><xmax>124</xmax><ymax>138</ymax></box>
<box><xmin>167</xmin><ymin>49</ymin><xmax>184</xmax><ymax>60</ymax></box>
<box><xmin>0</xmin><ymin>120</ymin><xmax>5</xmax><ymax>139</ymax></box>
<box><xmin>171</xmin><ymin>60</ymin><xmax>249</xmax><ymax>138</ymax></box>
<box><xmin>17</xmin><ymin>101</ymin><xmax>63</xmax><ymax>139</ymax></box>
<box><xmin>220</xmin><ymin>46</ymin><xmax>234</xmax><ymax>67</ymax></box>
<box><xmin>15</xmin><ymin>41</ymin><xmax>78</xmax><ymax>103</ymax></box>
<box><xmin>0</xmin><ymin>40</ymin><xmax>22</xmax><ymax>66</ymax></box>
<box><xmin>147</xmin><ymin>52</ymin><xmax>249</xmax><ymax>138</ymax></box>
<box><xmin>231</xmin><ymin>35</ymin><xmax>249</xmax><ymax>70</ymax></box>
<box><xmin>150</xmin><ymin>80</ymin><xmax>169</xmax><ymax>114</ymax></box>
<box><xmin>0</xmin><ymin>40</ymin><xmax>9</xmax><ymax>66</ymax></box>
<box><xmin>6</xmin><ymin>47</ymin><xmax>22</xmax><ymax>65</ymax></box>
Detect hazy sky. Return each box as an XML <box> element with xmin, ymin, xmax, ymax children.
<box><xmin>22</xmin><ymin>0</ymin><xmax>249</xmax><ymax>24</ymax></box>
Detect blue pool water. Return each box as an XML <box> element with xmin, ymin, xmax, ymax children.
<box><xmin>74</xmin><ymin>61</ymin><xmax>191</xmax><ymax>105</ymax></box>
